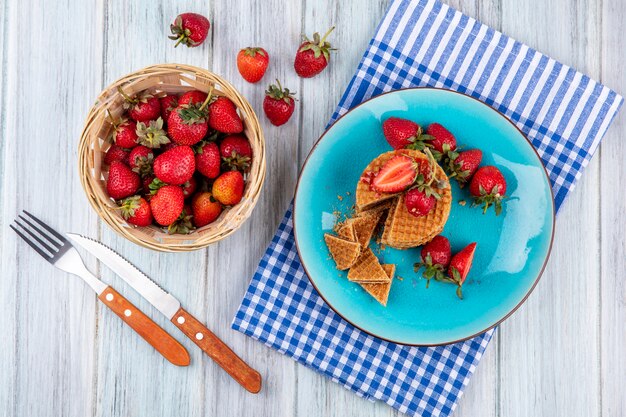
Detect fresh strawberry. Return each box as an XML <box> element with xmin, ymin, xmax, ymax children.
<box><xmin>168</xmin><ymin>100</ymin><xmax>210</xmax><ymax>145</ymax></box>
<box><xmin>448</xmin><ymin>242</ymin><xmax>477</xmax><ymax>299</ymax></box>
<box><xmin>382</xmin><ymin>117</ymin><xmax>426</xmax><ymax>150</ymax></box>
<box><xmin>120</xmin><ymin>195</ymin><xmax>153</xmax><ymax>227</ymax></box>
<box><xmin>136</xmin><ymin>117</ymin><xmax>170</xmax><ymax>148</ymax></box>
<box><xmin>414</xmin><ymin>235</ymin><xmax>452</xmax><ymax>286</ymax></box>
<box><xmin>160</xmin><ymin>95</ymin><xmax>179</xmax><ymax>123</ymax></box>
<box><xmin>426</xmin><ymin>123</ymin><xmax>457</xmax><ymax>159</ymax></box>
<box><xmin>220</xmin><ymin>134</ymin><xmax>252</xmax><ymax>171</ymax></box>
<box><xmin>405</xmin><ymin>188</ymin><xmax>436</xmax><ymax>217</ymax></box>
<box><xmin>107</xmin><ymin>111</ymin><xmax>139</xmax><ymax>149</ymax></box>
<box><xmin>195</xmin><ymin>141</ymin><xmax>221</xmax><ymax>179</ymax></box>
<box><xmin>128</xmin><ymin>146</ymin><xmax>154</xmax><ymax>177</ymax></box>
<box><xmin>191</xmin><ymin>192</ymin><xmax>223</xmax><ymax>227</ymax></box>
<box><xmin>167</xmin><ymin>204</ymin><xmax>194</xmax><ymax>234</ymax></box>
<box><xmin>294</xmin><ymin>27</ymin><xmax>336</xmax><ymax>78</ymax></box>
<box><xmin>212</xmin><ymin>170</ymin><xmax>244</xmax><ymax>205</ymax></box>
<box><xmin>150</xmin><ymin>185</ymin><xmax>185</xmax><ymax>226</ymax></box>
<box><xmin>104</xmin><ymin>145</ymin><xmax>130</xmax><ymax>165</ymax></box>
<box><xmin>469</xmin><ymin>166</ymin><xmax>507</xmax><ymax>215</ymax></box>
<box><xmin>237</xmin><ymin>47</ymin><xmax>269</xmax><ymax>83</ymax></box>
<box><xmin>446</xmin><ymin>149</ymin><xmax>482</xmax><ymax>186</ymax></box>
<box><xmin>117</xmin><ymin>87</ymin><xmax>161</xmax><ymax>123</ymax></box>
<box><xmin>263</xmin><ymin>80</ymin><xmax>296</xmax><ymax>126</ymax></box>
<box><xmin>169</xmin><ymin>13</ymin><xmax>210</xmax><ymax>48</ymax></box>
<box><xmin>153</xmin><ymin>145</ymin><xmax>196</xmax><ymax>185</ymax></box>
<box><xmin>209</xmin><ymin>96</ymin><xmax>243</xmax><ymax>133</ymax></box>
<box><xmin>178</xmin><ymin>90</ymin><xmax>208</xmax><ymax>106</ymax></box>
<box><xmin>182</xmin><ymin>176</ymin><xmax>197</xmax><ymax>199</ymax></box>
<box><xmin>371</xmin><ymin>155</ymin><xmax>417</xmax><ymax>193</ymax></box>
<box><xmin>106</xmin><ymin>161</ymin><xmax>141</xmax><ymax>200</ymax></box>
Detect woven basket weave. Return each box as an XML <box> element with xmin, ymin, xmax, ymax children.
<box><xmin>78</xmin><ymin>64</ymin><xmax>266</xmax><ymax>252</ymax></box>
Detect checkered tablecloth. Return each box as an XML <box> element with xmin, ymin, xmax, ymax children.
<box><xmin>232</xmin><ymin>1</ymin><xmax>623</xmax><ymax>416</ymax></box>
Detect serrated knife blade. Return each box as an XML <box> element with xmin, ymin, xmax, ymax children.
<box><xmin>66</xmin><ymin>233</ymin><xmax>181</xmax><ymax>319</ymax></box>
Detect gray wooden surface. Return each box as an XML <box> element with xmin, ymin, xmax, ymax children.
<box><xmin>0</xmin><ymin>0</ymin><xmax>624</xmax><ymax>416</ymax></box>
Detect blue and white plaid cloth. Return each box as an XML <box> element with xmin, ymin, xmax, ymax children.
<box><xmin>232</xmin><ymin>0</ymin><xmax>623</xmax><ymax>416</ymax></box>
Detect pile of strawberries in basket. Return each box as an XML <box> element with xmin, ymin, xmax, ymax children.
<box><xmin>104</xmin><ymin>88</ymin><xmax>251</xmax><ymax>234</ymax></box>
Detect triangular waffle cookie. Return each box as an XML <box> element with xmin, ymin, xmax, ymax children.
<box><xmin>360</xmin><ymin>264</ymin><xmax>395</xmax><ymax>306</ymax></box>
<box><xmin>347</xmin><ymin>248</ymin><xmax>390</xmax><ymax>283</ymax></box>
<box><xmin>324</xmin><ymin>234</ymin><xmax>361</xmax><ymax>270</ymax></box>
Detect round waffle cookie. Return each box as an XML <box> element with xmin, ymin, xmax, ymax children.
<box><xmin>356</xmin><ymin>149</ymin><xmax>452</xmax><ymax>249</ymax></box>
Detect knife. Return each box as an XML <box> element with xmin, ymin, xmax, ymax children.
<box><xmin>67</xmin><ymin>233</ymin><xmax>262</xmax><ymax>394</ymax></box>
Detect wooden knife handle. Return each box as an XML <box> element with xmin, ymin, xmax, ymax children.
<box><xmin>98</xmin><ymin>286</ymin><xmax>190</xmax><ymax>367</ymax></box>
<box><xmin>171</xmin><ymin>307</ymin><xmax>262</xmax><ymax>393</ymax></box>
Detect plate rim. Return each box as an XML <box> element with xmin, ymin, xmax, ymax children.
<box><xmin>293</xmin><ymin>87</ymin><xmax>556</xmax><ymax>347</ymax></box>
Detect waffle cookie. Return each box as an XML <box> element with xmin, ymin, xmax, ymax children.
<box><xmin>337</xmin><ymin>220</ymin><xmax>357</xmax><ymax>241</ymax></box>
<box><xmin>380</xmin><ymin>156</ymin><xmax>452</xmax><ymax>249</ymax></box>
<box><xmin>360</xmin><ymin>264</ymin><xmax>395</xmax><ymax>306</ymax></box>
<box><xmin>347</xmin><ymin>248</ymin><xmax>390</xmax><ymax>283</ymax></box>
<box><xmin>324</xmin><ymin>234</ymin><xmax>361</xmax><ymax>270</ymax></box>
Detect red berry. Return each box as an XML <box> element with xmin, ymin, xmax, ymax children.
<box><xmin>469</xmin><ymin>166</ymin><xmax>507</xmax><ymax>215</ymax></box>
<box><xmin>113</xmin><ymin>119</ymin><xmax>138</xmax><ymax>148</ymax></box>
<box><xmin>212</xmin><ymin>171</ymin><xmax>244</xmax><ymax>205</ymax></box>
<box><xmin>371</xmin><ymin>155</ymin><xmax>417</xmax><ymax>193</ymax></box>
<box><xmin>120</xmin><ymin>196</ymin><xmax>153</xmax><ymax>227</ymax></box>
<box><xmin>209</xmin><ymin>97</ymin><xmax>243</xmax><ymax>134</ymax></box>
<box><xmin>405</xmin><ymin>188</ymin><xmax>436</xmax><ymax>217</ymax></box>
<box><xmin>169</xmin><ymin>13</ymin><xmax>210</xmax><ymax>48</ymax></box>
<box><xmin>160</xmin><ymin>95</ymin><xmax>179</xmax><ymax>122</ymax></box>
<box><xmin>382</xmin><ymin>117</ymin><xmax>422</xmax><ymax>150</ymax></box>
<box><xmin>104</xmin><ymin>145</ymin><xmax>130</xmax><ymax>165</ymax></box>
<box><xmin>167</xmin><ymin>106</ymin><xmax>209</xmax><ymax>146</ymax></box>
<box><xmin>447</xmin><ymin>149</ymin><xmax>482</xmax><ymax>185</ymax></box>
<box><xmin>448</xmin><ymin>242</ymin><xmax>477</xmax><ymax>299</ymax></box>
<box><xmin>422</xmin><ymin>236</ymin><xmax>452</xmax><ymax>267</ymax></box>
<box><xmin>294</xmin><ymin>27</ymin><xmax>336</xmax><ymax>78</ymax></box>
<box><xmin>182</xmin><ymin>176</ymin><xmax>197</xmax><ymax>199</ymax></box>
<box><xmin>118</xmin><ymin>88</ymin><xmax>161</xmax><ymax>123</ymax></box>
<box><xmin>153</xmin><ymin>146</ymin><xmax>196</xmax><ymax>185</ymax></box>
<box><xmin>263</xmin><ymin>80</ymin><xmax>296</xmax><ymax>126</ymax></box>
<box><xmin>106</xmin><ymin>161</ymin><xmax>140</xmax><ymax>200</ymax></box>
<box><xmin>195</xmin><ymin>141</ymin><xmax>221</xmax><ymax>179</ymax></box>
<box><xmin>237</xmin><ymin>47</ymin><xmax>270</xmax><ymax>83</ymax></box>
<box><xmin>178</xmin><ymin>90</ymin><xmax>208</xmax><ymax>106</ymax></box>
<box><xmin>150</xmin><ymin>185</ymin><xmax>185</xmax><ymax>226</ymax></box>
<box><xmin>426</xmin><ymin>123</ymin><xmax>457</xmax><ymax>157</ymax></box>
<box><xmin>192</xmin><ymin>192</ymin><xmax>223</xmax><ymax>227</ymax></box>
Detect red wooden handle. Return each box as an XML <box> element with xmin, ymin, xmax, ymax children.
<box><xmin>99</xmin><ymin>286</ymin><xmax>190</xmax><ymax>367</ymax></box>
<box><xmin>171</xmin><ymin>307</ymin><xmax>262</xmax><ymax>393</ymax></box>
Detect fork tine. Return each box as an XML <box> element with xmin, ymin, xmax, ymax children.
<box><xmin>22</xmin><ymin>211</ymin><xmax>67</xmax><ymax>244</ymax></box>
<box><xmin>14</xmin><ymin>219</ymin><xmax>58</xmax><ymax>254</ymax></box>
<box><xmin>18</xmin><ymin>215</ymin><xmax>63</xmax><ymax>250</ymax></box>
<box><xmin>10</xmin><ymin>224</ymin><xmax>53</xmax><ymax>260</ymax></box>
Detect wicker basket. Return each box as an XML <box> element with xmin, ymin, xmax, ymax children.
<box><xmin>78</xmin><ymin>64</ymin><xmax>266</xmax><ymax>252</ymax></box>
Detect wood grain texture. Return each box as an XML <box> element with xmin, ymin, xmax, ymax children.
<box><xmin>0</xmin><ymin>0</ymin><xmax>624</xmax><ymax>417</ymax></box>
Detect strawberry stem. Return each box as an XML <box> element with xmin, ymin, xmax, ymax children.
<box><xmin>105</xmin><ymin>109</ymin><xmax>118</xmax><ymax>128</ymax></box>
<box><xmin>320</xmin><ymin>26</ymin><xmax>335</xmax><ymax>44</ymax></box>
<box><xmin>174</xmin><ymin>34</ymin><xmax>186</xmax><ymax>48</ymax></box>
<box><xmin>198</xmin><ymin>86</ymin><xmax>213</xmax><ymax>111</ymax></box>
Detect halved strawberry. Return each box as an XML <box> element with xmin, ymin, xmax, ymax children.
<box><xmin>371</xmin><ymin>155</ymin><xmax>417</xmax><ymax>193</ymax></box>
<box><xmin>448</xmin><ymin>242</ymin><xmax>477</xmax><ymax>299</ymax></box>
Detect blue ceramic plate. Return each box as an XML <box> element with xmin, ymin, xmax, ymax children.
<box><xmin>294</xmin><ymin>88</ymin><xmax>555</xmax><ymax>346</ymax></box>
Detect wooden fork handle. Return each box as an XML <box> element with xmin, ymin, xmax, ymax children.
<box><xmin>171</xmin><ymin>307</ymin><xmax>262</xmax><ymax>394</ymax></box>
<box><xmin>98</xmin><ymin>286</ymin><xmax>190</xmax><ymax>367</ymax></box>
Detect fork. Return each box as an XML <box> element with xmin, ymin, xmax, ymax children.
<box><xmin>11</xmin><ymin>211</ymin><xmax>190</xmax><ymax>366</ymax></box>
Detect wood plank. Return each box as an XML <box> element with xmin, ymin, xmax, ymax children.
<box><xmin>600</xmin><ymin>0</ymin><xmax>626</xmax><ymax>415</ymax></box>
<box><xmin>207</xmin><ymin>0</ymin><xmax>303</xmax><ymax>415</ymax></box>
<box><xmin>94</xmin><ymin>2</ymin><xmax>210</xmax><ymax>417</ymax></box>
<box><xmin>0</xmin><ymin>1</ymin><xmax>103</xmax><ymax>417</ymax></box>
<box><xmin>498</xmin><ymin>1</ymin><xmax>602</xmax><ymax>416</ymax></box>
